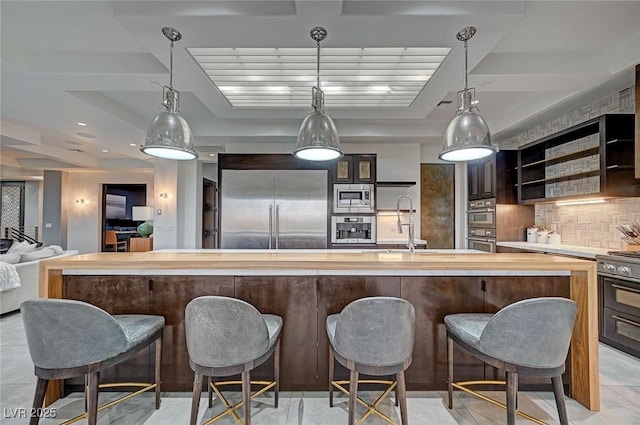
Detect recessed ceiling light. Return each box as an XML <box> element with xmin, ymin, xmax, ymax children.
<box><xmin>101</xmin><ymin>149</ymin><xmax>109</xmax><ymax>153</ymax></box>
<box><xmin>77</xmin><ymin>122</ymin><xmax>87</xmax><ymax>126</ymax></box>
<box><xmin>129</xmin><ymin>143</ymin><xmax>137</xmax><ymax>147</ymax></box>
<box><xmin>209</xmin><ymin>153</ymin><xmax>216</xmax><ymax>157</ymax></box>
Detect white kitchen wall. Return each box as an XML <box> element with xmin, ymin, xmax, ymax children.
<box><xmin>24</xmin><ymin>181</ymin><xmax>41</xmax><ymax>235</ymax></box>
<box><xmin>153</xmin><ymin>161</ymin><xmax>178</xmax><ymax>250</ymax></box>
<box><xmin>67</xmin><ymin>171</ymin><xmax>154</xmax><ymax>254</ymax></box>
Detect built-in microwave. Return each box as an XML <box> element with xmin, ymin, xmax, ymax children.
<box><xmin>333</xmin><ymin>184</ymin><xmax>375</xmax><ymax>214</ymax></box>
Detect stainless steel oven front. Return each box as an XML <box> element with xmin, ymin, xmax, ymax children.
<box><xmin>467</xmin><ymin>227</ymin><xmax>496</xmax><ymax>253</ymax></box>
<box><xmin>467</xmin><ymin>198</ymin><xmax>496</xmax><ymax>228</ymax></box>
<box><xmin>597</xmin><ymin>254</ymin><xmax>640</xmax><ymax>358</ymax></box>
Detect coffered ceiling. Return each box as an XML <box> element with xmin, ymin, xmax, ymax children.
<box><xmin>1</xmin><ymin>1</ymin><xmax>639</xmax><ymax>179</ymax></box>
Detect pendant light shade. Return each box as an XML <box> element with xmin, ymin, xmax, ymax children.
<box><xmin>141</xmin><ymin>27</ymin><xmax>198</xmax><ymax>161</ymax></box>
<box><xmin>439</xmin><ymin>27</ymin><xmax>496</xmax><ymax>162</ymax></box>
<box><xmin>294</xmin><ymin>27</ymin><xmax>342</xmax><ymax>161</ymax></box>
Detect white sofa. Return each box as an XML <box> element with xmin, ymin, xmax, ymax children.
<box><xmin>0</xmin><ymin>250</ymin><xmax>79</xmax><ymax>315</ymax></box>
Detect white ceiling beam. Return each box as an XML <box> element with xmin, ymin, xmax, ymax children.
<box><xmin>0</xmin><ymin>121</ymin><xmax>42</xmax><ymax>146</ymax></box>
<box><xmin>28</xmin><ymin>53</ymin><xmax>166</xmax><ymax>75</ymax></box>
<box><xmin>473</xmin><ymin>53</ymin><xmax>608</xmax><ymax>76</ymax></box>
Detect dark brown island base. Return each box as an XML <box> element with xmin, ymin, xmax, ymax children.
<box><xmin>39</xmin><ymin>250</ymin><xmax>599</xmax><ymax>411</ymax></box>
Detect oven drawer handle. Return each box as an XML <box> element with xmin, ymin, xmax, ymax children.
<box><xmin>611</xmin><ymin>284</ymin><xmax>640</xmax><ymax>294</ymax></box>
<box><xmin>467</xmin><ymin>208</ymin><xmax>496</xmax><ymax>213</ymax></box>
<box><xmin>611</xmin><ymin>314</ymin><xmax>640</xmax><ymax>328</ymax></box>
<box><xmin>467</xmin><ymin>237</ymin><xmax>491</xmax><ymax>242</ymax></box>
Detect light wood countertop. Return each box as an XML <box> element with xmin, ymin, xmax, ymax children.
<box><xmin>41</xmin><ymin>250</ymin><xmax>595</xmax><ymax>272</ymax></box>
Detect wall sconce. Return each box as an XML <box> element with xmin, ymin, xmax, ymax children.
<box><xmin>75</xmin><ymin>199</ymin><xmax>85</xmax><ymax>204</ymax></box>
<box><xmin>159</xmin><ymin>193</ymin><xmax>169</xmax><ymax>199</ymax></box>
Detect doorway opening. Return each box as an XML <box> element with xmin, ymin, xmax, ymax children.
<box><xmin>101</xmin><ymin>184</ymin><xmax>147</xmax><ymax>251</ymax></box>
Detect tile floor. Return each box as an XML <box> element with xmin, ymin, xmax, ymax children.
<box><xmin>1</xmin><ymin>311</ymin><xmax>639</xmax><ymax>424</ymax></box>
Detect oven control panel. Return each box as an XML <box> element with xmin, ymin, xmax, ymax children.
<box><xmin>597</xmin><ymin>255</ymin><xmax>640</xmax><ymax>283</ymax></box>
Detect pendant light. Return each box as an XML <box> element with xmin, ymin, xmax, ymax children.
<box><xmin>141</xmin><ymin>27</ymin><xmax>198</xmax><ymax>161</ymax></box>
<box><xmin>439</xmin><ymin>26</ymin><xmax>496</xmax><ymax>162</ymax></box>
<box><xmin>294</xmin><ymin>27</ymin><xmax>342</xmax><ymax>161</ymax></box>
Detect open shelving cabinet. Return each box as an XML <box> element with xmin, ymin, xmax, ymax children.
<box><xmin>517</xmin><ymin>114</ymin><xmax>638</xmax><ymax>204</ymax></box>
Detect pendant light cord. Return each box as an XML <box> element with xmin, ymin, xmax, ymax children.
<box><xmin>169</xmin><ymin>40</ymin><xmax>174</xmax><ymax>90</ymax></box>
<box><xmin>316</xmin><ymin>39</ymin><xmax>321</xmax><ymax>89</ymax></box>
<box><xmin>463</xmin><ymin>39</ymin><xmax>468</xmax><ymax>93</ymax></box>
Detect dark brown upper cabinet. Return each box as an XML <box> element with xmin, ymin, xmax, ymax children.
<box><xmin>467</xmin><ymin>150</ymin><xmax>518</xmax><ymax>204</ymax></box>
<box><xmin>517</xmin><ymin>114</ymin><xmax>637</xmax><ymax>204</ymax></box>
<box><xmin>331</xmin><ymin>154</ymin><xmax>376</xmax><ymax>184</ymax></box>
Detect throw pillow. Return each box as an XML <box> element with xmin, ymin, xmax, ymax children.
<box><xmin>7</xmin><ymin>240</ymin><xmax>38</xmax><ymax>255</ymax></box>
<box><xmin>0</xmin><ymin>253</ymin><xmax>21</xmax><ymax>264</ymax></box>
<box><xmin>20</xmin><ymin>247</ymin><xmax>55</xmax><ymax>262</ymax></box>
<box><xmin>48</xmin><ymin>245</ymin><xmax>64</xmax><ymax>255</ymax></box>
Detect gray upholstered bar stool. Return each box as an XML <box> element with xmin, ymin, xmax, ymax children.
<box><xmin>326</xmin><ymin>296</ymin><xmax>416</xmax><ymax>425</ymax></box>
<box><xmin>445</xmin><ymin>297</ymin><xmax>577</xmax><ymax>425</ymax></box>
<box><xmin>21</xmin><ymin>298</ymin><xmax>165</xmax><ymax>425</ymax></box>
<box><xmin>185</xmin><ymin>296</ymin><xmax>283</xmax><ymax>425</ymax></box>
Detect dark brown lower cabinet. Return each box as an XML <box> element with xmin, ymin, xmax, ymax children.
<box><xmin>234</xmin><ymin>276</ymin><xmax>318</xmax><ymax>390</ymax></box>
<box><xmin>401</xmin><ymin>277</ymin><xmax>485</xmax><ymax>390</ymax></box>
<box><xmin>61</xmin><ymin>273</ymin><xmax>570</xmax><ymax>393</ymax></box>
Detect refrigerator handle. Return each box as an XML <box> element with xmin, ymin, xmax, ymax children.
<box><xmin>275</xmin><ymin>204</ymin><xmax>280</xmax><ymax>249</ymax></box>
<box><xmin>269</xmin><ymin>205</ymin><xmax>273</xmax><ymax>249</ymax></box>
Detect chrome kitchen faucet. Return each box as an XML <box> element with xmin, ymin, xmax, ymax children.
<box><xmin>396</xmin><ymin>195</ymin><xmax>415</xmax><ymax>254</ymax></box>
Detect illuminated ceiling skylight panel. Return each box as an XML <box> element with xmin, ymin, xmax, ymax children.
<box><xmin>188</xmin><ymin>46</ymin><xmax>450</xmax><ymax>108</ymax></box>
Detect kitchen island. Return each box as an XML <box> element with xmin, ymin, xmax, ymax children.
<box><xmin>39</xmin><ymin>250</ymin><xmax>598</xmax><ymax>410</ymax></box>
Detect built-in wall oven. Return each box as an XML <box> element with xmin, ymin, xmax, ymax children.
<box><xmin>467</xmin><ymin>228</ymin><xmax>496</xmax><ymax>253</ymax></box>
<box><xmin>467</xmin><ymin>198</ymin><xmax>496</xmax><ymax>228</ymax></box>
<box><xmin>596</xmin><ymin>252</ymin><xmax>640</xmax><ymax>359</ymax></box>
<box><xmin>331</xmin><ymin>216</ymin><xmax>376</xmax><ymax>245</ymax></box>
<box><xmin>467</xmin><ymin>198</ymin><xmax>496</xmax><ymax>252</ymax></box>
<box><xmin>333</xmin><ymin>184</ymin><xmax>375</xmax><ymax>214</ymax></box>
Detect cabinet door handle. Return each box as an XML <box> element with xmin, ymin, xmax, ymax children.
<box><xmin>269</xmin><ymin>205</ymin><xmax>273</xmax><ymax>249</ymax></box>
<box><xmin>611</xmin><ymin>315</ymin><xmax>640</xmax><ymax>328</ymax></box>
<box><xmin>606</xmin><ymin>165</ymin><xmax>619</xmax><ymax>170</ymax></box>
<box><xmin>275</xmin><ymin>205</ymin><xmax>280</xmax><ymax>249</ymax></box>
<box><xmin>611</xmin><ymin>284</ymin><xmax>640</xmax><ymax>294</ymax></box>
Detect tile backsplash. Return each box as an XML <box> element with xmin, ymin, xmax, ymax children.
<box><xmin>498</xmin><ymin>84</ymin><xmax>637</xmax><ymax>249</ymax></box>
<box><xmin>535</xmin><ymin>198</ymin><xmax>640</xmax><ymax>250</ymax></box>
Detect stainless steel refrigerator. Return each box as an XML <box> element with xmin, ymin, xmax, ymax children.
<box><xmin>220</xmin><ymin>169</ymin><xmax>328</xmax><ymax>249</ymax></box>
